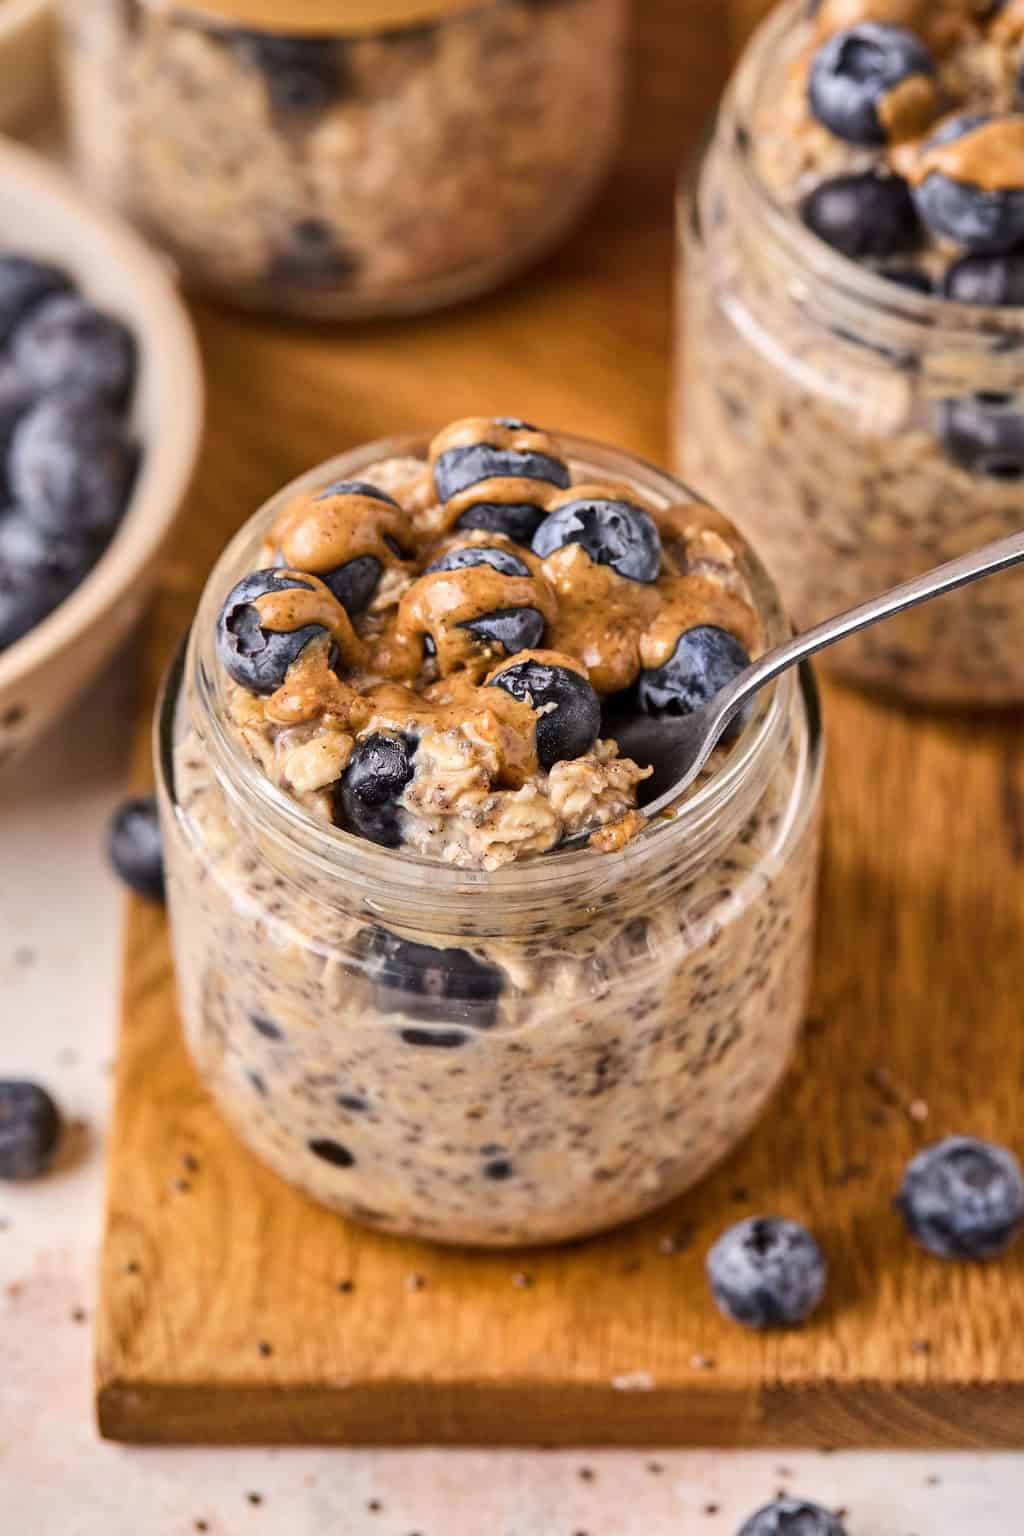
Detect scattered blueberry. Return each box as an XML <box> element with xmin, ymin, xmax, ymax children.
<box><xmin>363</xmin><ymin>927</ymin><xmax>503</xmax><ymax>1029</ymax></box>
<box><xmin>453</xmin><ymin>499</ymin><xmax>547</xmax><ymax>545</ymax></box>
<box><xmin>808</xmin><ymin>24</ymin><xmax>934</xmax><ymax>146</ymax></box>
<box><xmin>913</xmin><ymin>115</ymin><xmax>1024</xmax><ymax>254</ymax></box>
<box><xmin>309</xmin><ymin>1138</ymin><xmax>355</xmax><ymax>1168</ymax></box>
<box><xmin>11</xmin><ymin>294</ymin><xmax>136</xmax><ymax>408</ymax></box>
<box><xmin>738</xmin><ymin>1498</ymin><xmax>848</xmax><ymax>1536</ymax></box>
<box><xmin>880</xmin><ymin>264</ymin><xmax>933</xmax><ymax>294</ymax></box>
<box><xmin>942</xmin><ymin>252</ymin><xmax>1024</xmax><ymax>306</ymax></box>
<box><xmin>229</xmin><ymin>32</ymin><xmax>347</xmax><ymax>123</ymax></box>
<box><xmin>0</xmin><ymin>1080</ymin><xmax>62</xmax><ymax>1180</ymax></box>
<box><xmin>638</xmin><ymin>625</ymin><xmax>751</xmax><ymax>729</ymax></box>
<box><xmin>531</xmin><ymin>496</ymin><xmax>661</xmax><ymax>583</ymax></box>
<box><xmin>107</xmin><ymin>794</ymin><xmax>165</xmax><ymax>901</ymax></box>
<box><xmin>461</xmin><ymin>605</ymin><xmax>546</xmax><ymax>655</ymax></box>
<box><xmin>433</xmin><ymin>438</ymin><xmax>570</xmax><ymax>504</ymax></box>
<box><xmin>896</xmin><ymin>1136</ymin><xmax>1024</xmax><ymax>1260</ymax></box>
<box><xmin>9</xmin><ymin>393</ymin><xmax>138</xmax><ymax>542</ymax></box>
<box><xmin>216</xmin><ymin>569</ymin><xmax>338</xmax><ymax>694</ymax></box>
<box><xmin>0</xmin><ymin>255</ymin><xmax>71</xmax><ymax>345</ymax></box>
<box><xmin>425</xmin><ymin>545</ymin><xmax>532</xmax><ymax>578</ymax></box>
<box><xmin>334</xmin><ymin>733</ymin><xmax>416</xmax><ymax>848</ymax></box>
<box><xmin>800</xmin><ymin>171</ymin><xmax>920</xmax><ymax>259</ymax></box>
<box><xmin>706</xmin><ymin>1217</ymin><xmax>827</xmax><ymax>1329</ymax></box>
<box><xmin>489</xmin><ymin>657</ymin><xmax>601</xmax><ymax>770</ymax></box>
<box><xmin>937</xmin><ymin>392</ymin><xmax>1024</xmax><ymax>479</ymax></box>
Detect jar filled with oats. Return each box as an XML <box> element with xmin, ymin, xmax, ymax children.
<box><xmin>676</xmin><ymin>0</ymin><xmax>1024</xmax><ymax>706</ymax></box>
<box><xmin>59</xmin><ymin>0</ymin><xmax>627</xmax><ymax>317</ymax></box>
<box><xmin>157</xmin><ymin>423</ymin><xmax>823</xmax><ymax>1247</ymax></box>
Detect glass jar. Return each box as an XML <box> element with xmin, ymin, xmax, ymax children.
<box><xmin>156</xmin><ymin>434</ymin><xmax>823</xmax><ymax>1248</ymax></box>
<box><xmin>60</xmin><ymin>0</ymin><xmax>626</xmax><ymax>318</ymax></box>
<box><xmin>675</xmin><ymin>0</ymin><xmax>1024</xmax><ymax>708</ymax></box>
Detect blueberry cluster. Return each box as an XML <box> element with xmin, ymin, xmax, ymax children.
<box><xmin>0</xmin><ymin>254</ymin><xmax>139</xmax><ymax>653</ymax></box>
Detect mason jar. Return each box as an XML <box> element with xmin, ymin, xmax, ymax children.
<box><xmin>60</xmin><ymin>0</ymin><xmax>626</xmax><ymax>318</ymax></box>
<box><xmin>675</xmin><ymin>0</ymin><xmax>1024</xmax><ymax>707</ymax></box>
<box><xmin>156</xmin><ymin>433</ymin><xmax>823</xmax><ymax>1248</ymax></box>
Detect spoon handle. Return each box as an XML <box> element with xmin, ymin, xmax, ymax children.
<box><xmin>723</xmin><ymin>526</ymin><xmax>1024</xmax><ymax>720</ymax></box>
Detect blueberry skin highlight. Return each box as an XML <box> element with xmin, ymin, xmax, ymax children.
<box><xmin>462</xmin><ymin>606</ymin><xmax>546</xmax><ymax>655</ymax></box>
<box><xmin>913</xmin><ymin>115</ymin><xmax>1024</xmax><ymax>254</ymax></box>
<box><xmin>9</xmin><ymin>394</ymin><xmax>138</xmax><ymax>542</ymax></box>
<box><xmin>426</xmin><ymin>545</ymin><xmax>532</xmax><ymax>579</ymax></box>
<box><xmin>334</xmin><ymin>733</ymin><xmax>417</xmax><ymax>848</ymax></box>
<box><xmin>638</xmin><ymin>624</ymin><xmax>751</xmax><ymax>726</ymax></box>
<box><xmin>107</xmin><ymin>794</ymin><xmax>165</xmax><ymax>902</ymax></box>
<box><xmin>489</xmin><ymin>658</ymin><xmax>601</xmax><ymax>771</ymax></box>
<box><xmin>942</xmin><ymin>253</ymin><xmax>1024</xmax><ymax>306</ymax></box>
<box><xmin>434</xmin><ymin>441</ymin><xmax>570</xmax><ymax>503</ymax></box>
<box><xmin>216</xmin><ymin>569</ymin><xmax>337</xmax><ymax>694</ymax></box>
<box><xmin>706</xmin><ymin>1216</ymin><xmax>827</xmax><ymax>1329</ymax></box>
<box><xmin>0</xmin><ymin>255</ymin><xmax>72</xmax><ymax>346</ymax></box>
<box><xmin>12</xmin><ymin>294</ymin><xmax>137</xmax><ymax>409</ymax></box>
<box><xmin>0</xmin><ymin>1080</ymin><xmax>62</xmax><ymax>1180</ymax></box>
<box><xmin>363</xmin><ymin>927</ymin><xmax>503</xmax><ymax>1030</ymax></box>
<box><xmin>531</xmin><ymin>496</ymin><xmax>661</xmax><ymax>583</ymax></box>
<box><xmin>738</xmin><ymin>1499</ymin><xmax>848</xmax><ymax>1536</ymax></box>
<box><xmin>453</xmin><ymin>500</ymin><xmax>547</xmax><ymax>545</ymax></box>
<box><xmin>937</xmin><ymin>393</ymin><xmax>1024</xmax><ymax>481</ymax></box>
<box><xmin>808</xmin><ymin>23</ymin><xmax>934</xmax><ymax>147</ymax></box>
<box><xmin>896</xmin><ymin>1136</ymin><xmax>1024</xmax><ymax>1260</ymax></box>
<box><xmin>800</xmin><ymin>171</ymin><xmax>920</xmax><ymax>260</ymax></box>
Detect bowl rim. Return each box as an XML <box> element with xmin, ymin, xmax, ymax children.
<box><xmin>0</xmin><ymin>0</ymin><xmax>51</xmax><ymax>42</ymax></box>
<box><xmin>0</xmin><ymin>137</ymin><xmax>204</xmax><ymax>696</ymax></box>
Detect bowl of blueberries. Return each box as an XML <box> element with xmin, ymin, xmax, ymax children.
<box><xmin>0</xmin><ymin>136</ymin><xmax>202</xmax><ymax>760</ymax></box>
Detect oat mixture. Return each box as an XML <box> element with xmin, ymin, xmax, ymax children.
<box><xmin>159</xmin><ymin>422</ymin><xmax>822</xmax><ymax>1245</ymax></box>
<box><xmin>61</xmin><ymin>0</ymin><xmax>625</xmax><ymax>315</ymax></box>
<box><xmin>677</xmin><ymin>0</ymin><xmax>1024</xmax><ymax>705</ymax></box>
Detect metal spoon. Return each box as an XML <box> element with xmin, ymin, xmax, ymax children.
<box><xmin>609</xmin><ymin>526</ymin><xmax>1024</xmax><ymax>828</ymax></box>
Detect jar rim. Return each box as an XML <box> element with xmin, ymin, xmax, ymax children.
<box><xmin>164</xmin><ymin>431</ymin><xmax>805</xmax><ymax>914</ymax></box>
<box><xmin>710</xmin><ymin>0</ymin><xmax>1024</xmax><ymax>345</ymax></box>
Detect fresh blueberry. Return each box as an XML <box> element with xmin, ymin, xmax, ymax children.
<box><xmin>316</xmin><ymin>555</ymin><xmax>382</xmax><ymax>616</ymax></box>
<box><xmin>0</xmin><ymin>255</ymin><xmax>71</xmax><ymax>346</ymax></box>
<box><xmin>11</xmin><ymin>294</ymin><xmax>136</xmax><ymax>408</ymax></box>
<box><xmin>800</xmin><ymin>171</ymin><xmax>920</xmax><ymax>259</ymax></box>
<box><xmin>0</xmin><ymin>1080</ymin><xmax>62</xmax><ymax>1180</ymax></box>
<box><xmin>706</xmin><ymin>1217</ymin><xmax>827</xmax><ymax>1329</ymax></box>
<box><xmin>880</xmin><ymin>264</ymin><xmax>933</xmax><ymax>294</ymax></box>
<box><xmin>229</xmin><ymin>32</ymin><xmax>347</xmax><ymax>123</ymax></box>
<box><xmin>0</xmin><ymin>372</ymin><xmax>29</xmax><ymax>500</ymax></box>
<box><xmin>363</xmin><ymin>926</ymin><xmax>503</xmax><ymax>1030</ymax></box>
<box><xmin>896</xmin><ymin>1136</ymin><xmax>1024</xmax><ymax>1260</ymax></box>
<box><xmin>309</xmin><ymin>1138</ymin><xmax>355</xmax><ymax>1168</ymax></box>
<box><xmin>937</xmin><ymin>392</ymin><xmax>1024</xmax><ymax>480</ymax></box>
<box><xmin>271</xmin><ymin>218</ymin><xmax>359</xmax><ymax>287</ymax></box>
<box><xmin>315</xmin><ymin>479</ymin><xmax>401</xmax><ymax>508</ymax></box>
<box><xmin>531</xmin><ymin>496</ymin><xmax>661</xmax><ymax>583</ymax></box>
<box><xmin>913</xmin><ymin>115</ymin><xmax>1024</xmax><ymax>254</ymax></box>
<box><xmin>461</xmin><ymin>606</ymin><xmax>546</xmax><ymax>655</ymax></box>
<box><xmin>216</xmin><ymin>569</ymin><xmax>338</xmax><ymax>694</ymax></box>
<box><xmin>738</xmin><ymin>1498</ymin><xmax>848</xmax><ymax>1536</ymax></box>
<box><xmin>489</xmin><ymin>657</ymin><xmax>601</xmax><ymax>771</ymax></box>
<box><xmin>453</xmin><ymin>499</ymin><xmax>547</xmax><ymax>545</ymax></box>
<box><xmin>808</xmin><ymin>24</ymin><xmax>934</xmax><ymax>146</ymax></box>
<box><xmin>425</xmin><ymin>545</ymin><xmax>532</xmax><ymax>579</ymax></box>
<box><xmin>0</xmin><ymin>505</ymin><xmax>95</xmax><ymax>650</ymax></box>
<box><xmin>942</xmin><ymin>252</ymin><xmax>1024</xmax><ymax>305</ymax></box>
<box><xmin>433</xmin><ymin>439</ymin><xmax>570</xmax><ymax>504</ymax></box>
<box><xmin>334</xmin><ymin>733</ymin><xmax>417</xmax><ymax>848</ymax></box>
<box><xmin>638</xmin><ymin>625</ymin><xmax>751</xmax><ymax>728</ymax></box>
<box><xmin>9</xmin><ymin>394</ymin><xmax>138</xmax><ymax>542</ymax></box>
<box><xmin>107</xmin><ymin>794</ymin><xmax>165</xmax><ymax>902</ymax></box>
<box><xmin>0</xmin><ymin>563</ymin><xmax>64</xmax><ymax>651</ymax></box>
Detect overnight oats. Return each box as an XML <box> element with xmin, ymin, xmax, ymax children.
<box><xmin>59</xmin><ymin>0</ymin><xmax>626</xmax><ymax>317</ymax></box>
<box><xmin>158</xmin><ymin>419</ymin><xmax>823</xmax><ymax>1247</ymax></box>
<box><xmin>677</xmin><ymin>0</ymin><xmax>1024</xmax><ymax>705</ymax></box>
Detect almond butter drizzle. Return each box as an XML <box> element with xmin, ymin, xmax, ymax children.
<box><xmin>906</xmin><ymin>115</ymin><xmax>1024</xmax><ymax>191</ymax></box>
<box><xmin>877</xmin><ymin>72</ymin><xmax>938</xmax><ymax>143</ymax></box>
<box><xmin>267</xmin><ymin>487</ymin><xmax>411</xmax><ymax>577</ymax></box>
<box><xmin>398</xmin><ymin>562</ymin><xmax>558</xmax><ymax>677</ymax></box>
<box><xmin>442</xmin><ymin>475</ymin><xmax>555</xmax><ymax>533</ymax></box>
<box><xmin>253</xmin><ymin>574</ymin><xmax>363</xmax><ymax>661</ymax></box>
<box><xmin>814</xmin><ymin>0</ymin><xmax>988</xmax><ymax>56</ymax></box>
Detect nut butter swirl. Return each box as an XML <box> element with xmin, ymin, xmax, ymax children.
<box><xmin>905</xmin><ymin>116</ymin><xmax>1024</xmax><ymax>191</ymax></box>
<box><xmin>266</xmin><ymin>485</ymin><xmax>412</xmax><ymax>576</ymax></box>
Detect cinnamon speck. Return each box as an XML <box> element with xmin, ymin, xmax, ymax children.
<box><xmin>704</xmin><ymin>1504</ymin><xmax>720</xmax><ymax>1517</ymax></box>
<box><xmin>367</xmin><ymin>1500</ymin><xmax>382</xmax><ymax>1513</ymax></box>
<box><xmin>246</xmin><ymin>1492</ymin><xmax>263</xmax><ymax>1507</ymax></box>
<box><xmin>183</xmin><ymin>1153</ymin><xmax>201</xmax><ymax>1173</ymax></box>
<box><xmin>174</xmin><ymin>1178</ymin><xmax>191</xmax><ymax>1194</ymax></box>
<box><xmin>71</xmin><ymin>1307</ymin><xmax>87</xmax><ymax>1324</ymax></box>
<box><xmin>194</xmin><ymin>1522</ymin><xmax>209</xmax><ymax>1533</ymax></box>
<box><xmin>690</xmin><ymin>1353</ymin><xmax>715</xmax><ymax>1371</ymax></box>
<box><xmin>658</xmin><ymin>1224</ymin><xmax>695</xmax><ymax>1255</ymax></box>
<box><xmin>258</xmin><ymin>1340</ymin><xmax>273</xmax><ymax>1358</ymax></box>
<box><xmin>912</xmin><ymin>1338</ymin><xmax>932</xmax><ymax>1355</ymax></box>
<box><xmin>578</xmin><ymin>1466</ymin><xmax>596</xmax><ymax>1482</ymax></box>
<box><xmin>512</xmin><ymin>1271</ymin><xmax>534</xmax><ymax>1288</ymax></box>
<box><xmin>406</xmin><ymin>1272</ymin><xmax>426</xmax><ymax>1292</ymax></box>
<box><xmin>647</xmin><ymin>1461</ymin><xmax>664</xmax><ymax>1475</ymax></box>
<box><xmin>337</xmin><ymin>1279</ymin><xmax>354</xmax><ymax>1294</ymax></box>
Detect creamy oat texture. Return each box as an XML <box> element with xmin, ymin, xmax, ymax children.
<box><xmin>677</xmin><ymin>0</ymin><xmax>1024</xmax><ymax>704</ymax></box>
<box><xmin>61</xmin><ymin>0</ymin><xmax>625</xmax><ymax>315</ymax></box>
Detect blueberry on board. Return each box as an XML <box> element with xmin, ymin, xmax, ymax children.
<box><xmin>531</xmin><ymin>496</ymin><xmax>661</xmax><ymax>583</ymax></box>
<box><xmin>913</xmin><ymin>115</ymin><xmax>1024</xmax><ymax>254</ymax></box>
<box><xmin>706</xmin><ymin>1216</ymin><xmax>827</xmax><ymax>1329</ymax></box>
<box><xmin>216</xmin><ymin>569</ymin><xmax>337</xmax><ymax>694</ymax></box>
<box><xmin>942</xmin><ymin>252</ymin><xmax>1024</xmax><ymax>306</ymax></box>
<box><xmin>453</xmin><ymin>499</ymin><xmax>548</xmax><ymax>545</ymax></box>
<box><xmin>0</xmin><ymin>254</ymin><xmax>71</xmax><ymax>346</ymax></box>
<box><xmin>461</xmin><ymin>606</ymin><xmax>546</xmax><ymax>655</ymax></box>
<box><xmin>738</xmin><ymin>1498</ymin><xmax>849</xmax><ymax>1536</ymax></box>
<box><xmin>433</xmin><ymin>439</ymin><xmax>570</xmax><ymax>504</ymax></box>
<box><xmin>425</xmin><ymin>545</ymin><xmax>532</xmax><ymax>578</ymax></box>
<box><xmin>808</xmin><ymin>24</ymin><xmax>934</xmax><ymax>146</ymax></box>
<box><xmin>880</xmin><ymin>264</ymin><xmax>933</xmax><ymax>294</ymax></box>
<box><xmin>11</xmin><ymin>294</ymin><xmax>136</xmax><ymax>409</ymax></box>
<box><xmin>489</xmin><ymin>657</ymin><xmax>601</xmax><ymax>771</ymax></box>
<box><xmin>0</xmin><ymin>1080</ymin><xmax>62</xmax><ymax>1180</ymax></box>
<box><xmin>363</xmin><ymin>927</ymin><xmax>503</xmax><ymax>1030</ymax></box>
<box><xmin>937</xmin><ymin>393</ymin><xmax>1024</xmax><ymax>480</ymax></box>
<box><xmin>229</xmin><ymin>32</ymin><xmax>347</xmax><ymax>123</ymax></box>
<box><xmin>9</xmin><ymin>394</ymin><xmax>138</xmax><ymax>542</ymax></box>
<box><xmin>637</xmin><ymin>625</ymin><xmax>751</xmax><ymax>731</ymax></box>
<box><xmin>895</xmin><ymin>1136</ymin><xmax>1024</xmax><ymax>1260</ymax></box>
<box><xmin>107</xmin><ymin>794</ymin><xmax>165</xmax><ymax>902</ymax></box>
<box><xmin>800</xmin><ymin>171</ymin><xmax>920</xmax><ymax>259</ymax></box>
<box><xmin>333</xmin><ymin>733</ymin><xmax>417</xmax><ymax>848</ymax></box>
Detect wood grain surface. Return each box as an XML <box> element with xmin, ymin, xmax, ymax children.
<box><xmin>97</xmin><ymin>0</ymin><xmax>1024</xmax><ymax>1447</ymax></box>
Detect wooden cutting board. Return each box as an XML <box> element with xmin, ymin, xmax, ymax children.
<box><xmin>96</xmin><ymin>0</ymin><xmax>1024</xmax><ymax>1447</ymax></box>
